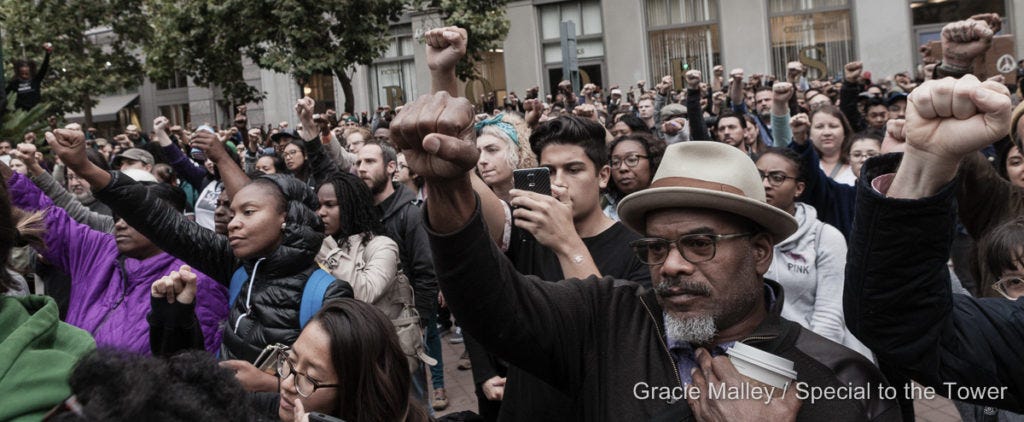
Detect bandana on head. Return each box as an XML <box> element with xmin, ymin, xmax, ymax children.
<box><xmin>474</xmin><ymin>113</ymin><xmax>519</xmax><ymax>146</ymax></box>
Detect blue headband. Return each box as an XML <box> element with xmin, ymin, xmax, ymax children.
<box><xmin>474</xmin><ymin>113</ymin><xmax>519</xmax><ymax>145</ymax></box>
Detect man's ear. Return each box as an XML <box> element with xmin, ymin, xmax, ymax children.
<box><xmin>598</xmin><ymin>164</ymin><xmax>611</xmax><ymax>190</ymax></box>
<box><xmin>752</xmin><ymin>232</ymin><xmax>774</xmax><ymax>275</ymax></box>
<box><xmin>386</xmin><ymin>160</ymin><xmax>397</xmax><ymax>177</ymax></box>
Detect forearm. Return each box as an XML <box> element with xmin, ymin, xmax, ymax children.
<box><xmin>956</xmin><ymin>152</ymin><xmax>1014</xmax><ymax>239</ymax></box>
<box><xmin>30</xmin><ymin>171</ymin><xmax>114</xmax><ymax>233</ymax></box>
<box><xmin>729</xmin><ymin>80</ymin><xmax>744</xmax><ymax>106</ymax></box>
<box><xmin>163</xmin><ymin>144</ymin><xmax>209</xmax><ymax>188</ymax></box>
<box><xmin>302</xmin><ymin>133</ymin><xmax>340</xmax><ymax>187</ymax></box>
<box><xmin>470</xmin><ymin>174</ymin><xmax>506</xmax><ymax>244</ymax></box>
<box><xmin>771</xmin><ymin>113</ymin><xmax>792</xmax><ymax>146</ymax></box>
<box><xmin>215</xmin><ymin>156</ymin><xmax>250</xmax><ymax>200</ymax></box>
<box><xmin>431</xmin><ymin>69</ymin><xmax>458</xmax><ymax>97</ymax></box>
<box><xmin>425</xmin><ymin>176</ymin><xmax>477</xmax><ymax>234</ymax></box>
<box><xmin>552</xmin><ymin>239</ymin><xmax>601</xmax><ymax>280</ymax></box>
<box><xmin>148</xmin><ymin>298</ymin><xmax>206</xmax><ymax>357</ymax></box>
<box><xmin>686</xmin><ymin>89</ymin><xmax>710</xmax><ymax>141</ymax></box>
<box><xmin>888</xmin><ymin>149</ymin><xmax>959</xmax><ymax>199</ymax></box>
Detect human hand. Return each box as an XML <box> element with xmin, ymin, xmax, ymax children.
<box><xmin>219</xmin><ymin>360</ymin><xmax>278</xmax><ymax>392</ymax></box>
<box><xmin>968</xmin><ymin>13</ymin><xmax>1002</xmax><ymax>34</ymax></box>
<box><xmin>789</xmin><ymin>113</ymin><xmax>810</xmax><ymax>145</ymax></box>
<box><xmin>941</xmin><ymin>18</ymin><xmax>995</xmax><ymax>68</ymax></box>
<box><xmin>558</xmin><ymin>80</ymin><xmax>572</xmax><ymax>94</ymax></box>
<box><xmin>729</xmin><ymin>68</ymin><xmax>744</xmax><ymax>84</ymax></box>
<box><xmin>656</xmin><ymin>75</ymin><xmax>674</xmax><ymax>95</ymax></box>
<box><xmin>425</xmin><ymin>26</ymin><xmax>468</xmax><ymax>74</ymax></box>
<box><xmin>786</xmin><ymin>61</ymin><xmax>804</xmax><ymax>83</ymax></box>
<box><xmin>295</xmin><ymin>97</ymin><xmax>315</xmax><ymax>123</ymax></box>
<box><xmin>292</xmin><ymin>398</ymin><xmax>310</xmax><ymax>422</ymax></box>
<box><xmin>191</xmin><ymin>130</ymin><xmax>229</xmax><ymax>164</ymax></box>
<box><xmin>524</xmin><ymin>99</ymin><xmax>542</xmax><ymax>129</ymax></box>
<box><xmin>154</xmin><ymin>116</ymin><xmax>170</xmax><ymax>134</ymax></box>
<box><xmin>662</xmin><ymin>118</ymin><xmax>686</xmax><ymax>136</ymax></box>
<box><xmin>903</xmin><ymin>75</ymin><xmax>1010</xmax><ymax>162</ymax></box>
<box><xmin>42</xmin><ymin>42</ymin><xmax>53</xmax><ymax>52</ymax></box>
<box><xmin>150</xmin><ymin>265</ymin><xmax>198</xmax><ymax>304</ymax></box>
<box><xmin>688</xmin><ymin>348</ymin><xmax>801</xmax><ymax>422</ymax></box>
<box><xmin>712</xmin><ymin>91</ymin><xmax>726</xmax><ymax>106</ymax></box>
<box><xmin>636</xmin><ymin>80</ymin><xmax>646</xmax><ymax>89</ymax></box>
<box><xmin>685</xmin><ymin>70</ymin><xmax>702</xmax><ymax>91</ymax></box>
<box><xmin>844</xmin><ymin>61</ymin><xmax>863</xmax><ymax>84</ymax></box>
<box><xmin>772</xmin><ymin>82</ymin><xmax>794</xmax><ymax>104</ymax></box>
<box><xmin>509</xmin><ymin>185</ymin><xmax>577</xmax><ymax>251</ymax></box>
<box><xmin>572</xmin><ymin>103</ymin><xmax>597</xmax><ymax>121</ymax></box>
<box><xmin>987</xmin><ymin>74</ymin><xmax>1006</xmax><ymax>84</ymax></box>
<box><xmin>713</xmin><ymin>65</ymin><xmax>724</xmax><ymax>77</ymax></box>
<box><xmin>388</xmin><ymin>92</ymin><xmax>477</xmax><ymax>182</ymax></box>
<box><xmin>880</xmin><ymin>118</ymin><xmax>906</xmax><ymax>154</ymax></box>
<box><xmin>45</xmin><ymin>129</ymin><xmax>88</xmax><ymax>170</ymax></box>
<box><xmin>482</xmin><ymin>376</ymin><xmax>507</xmax><ymax>401</ymax></box>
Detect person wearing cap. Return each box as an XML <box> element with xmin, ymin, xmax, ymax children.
<box><xmin>390</xmin><ymin>90</ymin><xmax>899</xmax><ymax>420</ymax></box>
<box><xmin>846</xmin><ymin>74</ymin><xmax>1024</xmax><ymax>413</ymax></box>
<box><xmin>112</xmin><ymin>147</ymin><xmax>154</xmax><ymax>173</ymax></box>
<box><xmin>659</xmin><ymin>103</ymin><xmax>689</xmax><ymax>145</ymax></box>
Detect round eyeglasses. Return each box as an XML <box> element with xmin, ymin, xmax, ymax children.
<box><xmin>277</xmin><ymin>355</ymin><xmax>339</xmax><ymax>398</ymax></box>
<box><xmin>629</xmin><ymin>233</ymin><xmax>753</xmax><ymax>266</ymax></box>
<box><xmin>610</xmin><ymin>154</ymin><xmax>649</xmax><ymax>169</ymax></box>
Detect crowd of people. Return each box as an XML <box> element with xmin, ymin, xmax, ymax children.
<box><xmin>1</xmin><ymin>11</ymin><xmax>1024</xmax><ymax>422</ymax></box>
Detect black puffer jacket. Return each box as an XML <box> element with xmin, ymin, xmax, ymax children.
<box><xmin>96</xmin><ymin>172</ymin><xmax>353</xmax><ymax>362</ymax></box>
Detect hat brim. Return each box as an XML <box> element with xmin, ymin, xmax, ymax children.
<box><xmin>618</xmin><ymin>187</ymin><xmax>798</xmax><ymax>244</ymax></box>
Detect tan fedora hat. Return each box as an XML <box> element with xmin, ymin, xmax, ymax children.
<box><xmin>617</xmin><ymin>141</ymin><xmax>797</xmax><ymax>243</ymax></box>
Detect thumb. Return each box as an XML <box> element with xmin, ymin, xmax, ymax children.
<box><xmin>294</xmin><ymin>398</ymin><xmax>307</xmax><ymax>422</ymax></box>
<box><xmin>423</xmin><ymin>133</ymin><xmax>478</xmax><ymax>168</ymax></box>
<box><xmin>886</xmin><ymin>119</ymin><xmax>906</xmax><ymax>143</ymax></box>
<box><xmin>974</xmin><ymin>80</ymin><xmax>1012</xmax><ymax>138</ymax></box>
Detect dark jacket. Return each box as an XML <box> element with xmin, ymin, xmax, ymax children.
<box><xmin>429</xmin><ymin>205</ymin><xmax>900</xmax><ymax>421</ymax></box>
<box><xmin>95</xmin><ymin>172</ymin><xmax>353</xmax><ymax>362</ymax></box>
<box><xmin>845</xmin><ymin>155</ymin><xmax>1024</xmax><ymax>412</ymax></box>
<box><xmin>791</xmin><ymin>141</ymin><xmax>857</xmax><ymax>239</ymax></box>
<box><xmin>380</xmin><ymin>182</ymin><xmax>437</xmax><ymax>324</ymax></box>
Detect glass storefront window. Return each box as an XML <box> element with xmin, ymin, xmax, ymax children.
<box><xmin>768</xmin><ymin>0</ymin><xmax>853</xmax><ymax>81</ymax></box>
<box><xmin>645</xmin><ymin>0</ymin><xmax>720</xmax><ymax>88</ymax></box>
<box><xmin>370</xmin><ymin>31</ymin><xmax>415</xmax><ymax>110</ymax></box>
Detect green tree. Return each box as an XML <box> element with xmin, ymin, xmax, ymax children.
<box><xmin>142</xmin><ymin>0</ymin><xmax>264</xmax><ymax>107</ymax></box>
<box><xmin>241</xmin><ymin>0</ymin><xmax>407</xmax><ymax>114</ymax></box>
<box><xmin>0</xmin><ymin>0</ymin><xmax>147</xmax><ymax>128</ymax></box>
<box><xmin>433</xmin><ymin>0</ymin><xmax>510</xmax><ymax>82</ymax></box>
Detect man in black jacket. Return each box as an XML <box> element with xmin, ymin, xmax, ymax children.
<box><xmin>845</xmin><ymin>72</ymin><xmax>1023</xmax><ymax>412</ymax></box>
<box><xmin>389</xmin><ymin>89</ymin><xmax>900</xmax><ymax>421</ymax></box>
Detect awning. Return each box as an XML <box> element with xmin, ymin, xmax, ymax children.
<box><xmin>65</xmin><ymin>93</ymin><xmax>139</xmax><ymax>123</ymax></box>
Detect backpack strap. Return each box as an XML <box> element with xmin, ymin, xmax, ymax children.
<box><xmin>228</xmin><ymin>267</ymin><xmax>248</xmax><ymax>306</ymax></box>
<box><xmin>299</xmin><ymin>269</ymin><xmax>335</xmax><ymax>328</ymax></box>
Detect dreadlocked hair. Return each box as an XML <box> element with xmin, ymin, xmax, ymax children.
<box><xmin>319</xmin><ymin>172</ymin><xmax>385</xmax><ymax>250</ymax></box>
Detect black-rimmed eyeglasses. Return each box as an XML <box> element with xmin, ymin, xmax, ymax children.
<box><xmin>629</xmin><ymin>233</ymin><xmax>753</xmax><ymax>266</ymax></box>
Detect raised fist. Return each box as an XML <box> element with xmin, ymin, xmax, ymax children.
<box><xmin>42</xmin><ymin>42</ymin><xmax>53</xmax><ymax>52</ymax></box>
<box><xmin>572</xmin><ymin>103</ymin><xmax>596</xmax><ymax>121</ymax></box>
<box><xmin>712</xmin><ymin>91</ymin><xmax>726</xmax><ymax>106</ymax></box>
<box><xmin>151</xmin><ymin>265</ymin><xmax>198</xmax><ymax>305</ymax></box>
<box><xmin>844</xmin><ymin>61</ymin><xmax>863</xmax><ymax>84</ymax></box>
<box><xmin>789</xmin><ymin>113</ymin><xmax>810</xmax><ymax>145</ymax></box>
<box><xmin>12</xmin><ymin>143</ymin><xmax>39</xmax><ymax>168</ymax></box>
<box><xmin>154</xmin><ymin>116</ymin><xmax>170</xmax><ymax>133</ymax></box>
<box><xmin>881</xmin><ymin>119</ymin><xmax>907</xmax><ymax>154</ymax></box>
<box><xmin>685</xmin><ymin>70</ymin><xmax>702</xmax><ymax>90</ymax></box>
<box><xmin>558</xmin><ymin>80</ymin><xmax>572</xmax><ymax>94</ymax></box>
<box><xmin>968</xmin><ymin>13</ymin><xmax>1002</xmax><ymax>34</ymax></box>
<box><xmin>772</xmin><ymin>82</ymin><xmax>794</xmax><ymax>104</ymax></box>
<box><xmin>425</xmin><ymin>26</ymin><xmax>468</xmax><ymax>74</ymax></box>
<box><xmin>904</xmin><ymin>75</ymin><xmax>1010</xmax><ymax>161</ymax></box>
<box><xmin>295</xmin><ymin>97</ymin><xmax>315</xmax><ymax>121</ymax></box>
<box><xmin>941</xmin><ymin>19</ymin><xmax>995</xmax><ymax>68</ymax></box>
<box><xmin>729</xmin><ymin>68</ymin><xmax>744</xmax><ymax>83</ymax></box>
<box><xmin>45</xmin><ymin>129</ymin><xmax>87</xmax><ymax>170</ymax></box>
<box><xmin>713</xmin><ymin>65</ymin><xmax>724</xmax><ymax>76</ymax></box>
<box><xmin>388</xmin><ymin>92</ymin><xmax>478</xmax><ymax>181</ymax></box>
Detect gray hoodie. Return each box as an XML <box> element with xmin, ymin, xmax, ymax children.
<box><xmin>765</xmin><ymin>202</ymin><xmax>872</xmax><ymax>359</ymax></box>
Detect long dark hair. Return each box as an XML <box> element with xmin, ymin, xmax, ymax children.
<box><xmin>314</xmin><ymin>299</ymin><xmax>429</xmax><ymax>422</ymax></box>
<box><xmin>318</xmin><ymin>172</ymin><xmax>385</xmax><ymax>248</ymax></box>
<box><xmin>0</xmin><ymin>172</ymin><xmax>45</xmax><ymax>294</ymax></box>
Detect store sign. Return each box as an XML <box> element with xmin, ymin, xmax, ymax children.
<box><xmin>783</xmin><ymin>20</ymin><xmax>840</xmax><ymax>34</ymax></box>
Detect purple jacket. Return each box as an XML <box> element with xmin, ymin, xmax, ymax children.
<box><xmin>8</xmin><ymin>172</ymin><xmax>228</xmax><ymax>354</ymax></box>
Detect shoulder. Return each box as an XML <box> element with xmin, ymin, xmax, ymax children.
<box><xmin>789</xmin><ymin>324</ymin><xmax>884</xmax><ymax>385</ymax></box>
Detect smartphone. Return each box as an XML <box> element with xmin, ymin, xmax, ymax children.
<box><xmin>513</xmin><ymin>167</ymin><xmax>552</xmax><ymax>196</ymax></box>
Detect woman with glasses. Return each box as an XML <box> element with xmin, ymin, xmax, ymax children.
<box><xmin>754</xmin><ymin>147</ymin><xmax>871</xmax><ymax>359</ymax></box>
<box><xmin>846</xmin><ymin>134</ymin><xmax>881</xmax><ymax>180</ymax></box>
<box><xmin>603</xmin><ymin>133</ymin><xmax>664</xmax><ymax>221</ymax></box>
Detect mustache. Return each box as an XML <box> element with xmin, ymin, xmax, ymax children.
<box><xmin>654</xmin><ymin>277</ymin><xmax>712</xmax><ymax>297</ymax></box>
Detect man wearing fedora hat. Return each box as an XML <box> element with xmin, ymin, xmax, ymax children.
<box><xmin>390</xmin><ymin>89</ymin><xmax>899</xmax><ymax>420</ymax></box>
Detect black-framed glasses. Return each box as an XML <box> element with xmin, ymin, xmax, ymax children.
<box><xmin>629</xmin><ymin>233</ymin><xmax>753</xmax><ymax>266</ymax></box>
<box><xmin>610</xmin><ymin>154</ymin><xmax>649</xmax><ymax>169</ymax></box>
<box><xmin>276</xmin><ymin>355</ymin><xmax>339</xmax><ymax>398</ymax></box>
<box><xmin>993</xmin><ymin>277</ymin><xmax>1024</xmax><ymax>300</ymax></box>
<box><xmin>758</xmin><ymin>170</ymin><xmax>797</xmax><ymax>187</ymax></box>
<box><xmin>850</xmin><ymin>151</ymin><xmax>880</xmax><ymax>160</ymax></box>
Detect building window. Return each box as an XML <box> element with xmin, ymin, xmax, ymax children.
<box><xmin>370</xmin><ymin>33</ymin><xmax>416</xmax><ymax>110</ymax></box>
<box><xmin>156</xmin><ymin>71</ymin><xmax>188</xmax><ymax>90</ymax></box>
<box><xmin>158</xmin><ymin>104</ymin><xmax>190</xmax><ymax>127</ymax></box>
<box><xmin>645</xmin><ymin>0</ymin><xmax>720</xmax><ymax>88</ymax></box>
<box><xmin>768</xmin><ymin>0</ymin><xmax>854</xmax><ymax>80</ymax></box>
<box><xmin>304</xmin><ymin>73</ymin><xmax>336</xmax><ymax>113</ymax></box>
<box><xmin>539</xmin><ymin>0</ymin><xmax>605</xmax><ymax>95</ymax></box>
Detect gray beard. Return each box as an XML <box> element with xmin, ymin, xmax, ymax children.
<box><xmin>664</xmin><ymin>312</ymin><xmax>717</xmax><ymax>345</ymax></box>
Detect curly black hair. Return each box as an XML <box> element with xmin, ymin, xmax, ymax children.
<box><xmin>50</xmin><ymin>349</ymin><xmax>257</xmax><ymax>421</ymax></box>
<box><xmin>318</xmin><ymin>172</ymin><xmax>386</xmax><ymax>248</ymax></box>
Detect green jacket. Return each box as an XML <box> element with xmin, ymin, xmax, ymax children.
<box><xmin>0</xmin><ymin>295</ymin><xmax>95</xmax><ymax>421</ymax></box>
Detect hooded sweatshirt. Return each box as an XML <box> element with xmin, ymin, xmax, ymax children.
<box><xmin>7</xmin><ymin>172</ymin><xmax>228</xmax><ymax>354</ymax></box>
<box><xmin>0</xmin><ymin>295</ymin><xmax>95</xmax><ymax>421</ymax></box>
<box><xmin>764</xmin><ymin>202</ymin><xmax>871</xmax><ymax>355</ymax></box>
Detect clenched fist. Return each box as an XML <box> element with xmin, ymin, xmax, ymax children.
<box><xmin>389</xmin><ymin>92</ymin><xmax>478</xmax><ymax>181</ymax></box>
<box><xmin>904</xmin><ymin>75</ymin><xmax>1010</xmax><ymax>161</ymax></box>
<box><xmin>425</xmin><ymin>26</ymin><xmax>467</xmax><ymax>74</ymax></box>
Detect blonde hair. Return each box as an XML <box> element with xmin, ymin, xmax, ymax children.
<box><xmin>478</xmin><ymin>113</ymin><xmax>536</xmax><ymax>170</ymax></box>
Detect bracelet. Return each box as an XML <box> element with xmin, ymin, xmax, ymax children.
<box><xmin>937</xmin><ymin>60</ymin><xmax>971</xmax><ymax>77</ymax></box>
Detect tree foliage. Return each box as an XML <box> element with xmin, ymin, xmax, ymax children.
<box><xmin>0</xmin><ymin>0</ymin><xmax>146</xmax><ymax>125</ymax></box>
<box><xmin>434</xmin><ymin>0</ymin><xmax>510</xmax><ymax>82</ymax></box>
<box><xmin>142</xmin><ymin>0</ymin><xmax>263</xmax><ymax>105</ymax></box>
